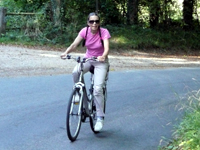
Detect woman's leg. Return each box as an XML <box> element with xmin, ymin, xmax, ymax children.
<box><xmin>72</xmin><ymin>61</ymin><xmax>91</xmax><ymax>83</ymax></box>
<box><xmin>93</xmin><ymin>61</ymin><xmax>109</xmax><ymax>117</ymax></box>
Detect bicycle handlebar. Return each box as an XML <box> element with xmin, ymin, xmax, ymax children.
<box><xmin>61</xmin><ymin>55</ymin><xmax>98</xmax><ymax>63</ymax></box>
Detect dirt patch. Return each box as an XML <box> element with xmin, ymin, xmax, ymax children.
<box><xmin>0</xmin><ymin>45</ymin><xmax>200</xmax><ymax>77</ymax></box>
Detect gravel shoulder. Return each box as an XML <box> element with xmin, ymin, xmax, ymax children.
<box><xmin>0</xmin><ymin>45</ymin><xmax>200</xmax><ymax>77</ymax></box>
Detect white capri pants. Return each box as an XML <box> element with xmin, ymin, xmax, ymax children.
<box><xmin>72</xmin><ymin>59</ymin><xmax>109</xmax><ymax>117</ymax></box>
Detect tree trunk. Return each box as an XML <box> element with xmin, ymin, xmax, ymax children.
<box><xmin>51</xmin><ymin>0</ymin><xmax>61</xmax><ymax>27</ymax></box>
<box><xmin>0</xmin><ymin>8</ymin><xmax>7</xmax><ymax>35</ymax></box>
<box><xmin>96</xmin><ymin>0</ymin><xmax>99</xmax><ymax>13</ymax></box>
<box><xmin>149</xmin><ymin>0</ymin><xmax>160</xmax><ymax>28</ymax></box>
<box><xmin>183</xmin><ymin>0</ymin><xmax>194</xmax><ymax>30</ymax></box>
<box><xmin>193</xmin><ymin>0</ymin><xmax>199</xmax><ymax>26</ymax></box>
<box><xmin>127</xmin><ymin>0</ymin><xmax>139</xmax><ymax>25</ymax></box>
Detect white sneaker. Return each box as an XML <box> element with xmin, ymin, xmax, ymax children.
<box><xmin>94</xmin><ymin>118</ymin><xmax>104</xmax><ymax>131</ymax></box>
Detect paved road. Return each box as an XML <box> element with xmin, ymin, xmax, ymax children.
<box><xmin>0</xmin><ymin>68</ymin><xmax>200</xmax><ymax>150</ymax></box>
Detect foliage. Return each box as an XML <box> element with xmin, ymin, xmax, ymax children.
<box><xmin>1</xmin><ymin>0</ymin><xmax>200</xmax><ymax>52</ymax></box>
<box><xmin>0</xmin><ymin>0</ymin><xmax>19</xmax><ymax>12</ymax></box>
<box><xmin>1</xmin><ymin>0</ymin><xmax>199</xmax><ymax>27</ymax></box>
<box><xmin>100</xmin><ymin>0</ymin><xmax>124</xmax><ymax>24</ymax></box>
<box><xmin>2</xmin><ymin>24</ymin><xmax>200</xmax><ymax>54</ymax></box>
<box><xmin>13</xmin><ymin>0</ymin><xmax>49</xmax><ymax>12</ymax></box>
<box><xmin>106</xmin><ymin>25</ymin><xmax>200</xmax><ymax>52</ymax></box>
<box><xmin>159</xmin><ymin>89</ymin><xmax>200</xmax><ymax>150</ymax></box>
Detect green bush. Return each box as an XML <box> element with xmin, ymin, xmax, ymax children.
<box><xmin>2</xmin><ymin>22</ymin><xmax>200</xmax><ymax>54</ymax></box>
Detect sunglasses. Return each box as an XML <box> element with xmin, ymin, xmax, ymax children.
<box><xmin>89</xmin><ymin>20</ymin><xmax>100</xmax><ymax>24</ymax></box>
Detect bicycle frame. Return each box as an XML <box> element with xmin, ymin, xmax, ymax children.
<box><xmin>72</xmin><ymin>57</ymin><xmax>94</xmax><ymax>117</ymax></box>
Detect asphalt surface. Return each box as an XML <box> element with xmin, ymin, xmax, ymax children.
<box><xmin>0</xmin><ymin>67</ymin><xmax>200</xmax><ymax>150</ymax></box>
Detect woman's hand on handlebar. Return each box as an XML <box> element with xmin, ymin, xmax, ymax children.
<box><xmin>60</xmin><ymin>52</ymin><xmax>68</xmax><ymax>59</ymax></box>
<box><xmin>97</xmin><ymin>56</ymin><xmax>106</xmax><ymax>62</ymax></box>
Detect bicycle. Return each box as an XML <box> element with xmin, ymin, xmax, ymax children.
<box><xmin>62</xmin><ymin>55</ymin><xmax>108</xmax><ymax>142</ymax></box>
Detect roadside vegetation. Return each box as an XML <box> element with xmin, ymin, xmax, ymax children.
<box><xmin>159</xmin><ymin>89</ymin><xmax>200</xmax><ymax>150</ymax></box>
<box><xmin>1</xmin><ymin>25</ymin><xmax>200</xmax><ymax>56</ymax></box>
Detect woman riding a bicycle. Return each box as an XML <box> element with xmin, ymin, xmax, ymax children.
<box><xmin>61</xmin><ymin>12</ymin><xmax>111</xmax><ymax>131</ymax></box>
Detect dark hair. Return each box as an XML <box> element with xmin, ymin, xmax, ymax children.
<box><xmin>82</xmin><ymin>12</ymin><xmax>103</xmax><ymax>47</ymax></box>
<box><xmin>87</xmin><ymin>12</ymin><xmax>100</xmax><ymax>21</ymax></box>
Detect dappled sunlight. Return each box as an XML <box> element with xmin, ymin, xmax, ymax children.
<box><xmin>109</xmin><ymin>54</ymin><xmax>200</xmax><ymax>70</ymax></box>
<box><xmin>39</xmin><ymin>54</ymin><xmax>58</xmax><ymax>58</ymax></box>
<box><xmin>110</xmin><ymin>36</ymin><xmax>129</xmax><ymax>44</ymax></box>
<box><xmin>155</xmin><ymin>58</ymin><xmax>200</xmax><ymax>65</ymax></box>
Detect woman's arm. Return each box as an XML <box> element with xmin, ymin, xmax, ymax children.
<box><xmin>98</xmin><ymin>39</ymin><xmax>109</xmax><ymax>62</ymax></box>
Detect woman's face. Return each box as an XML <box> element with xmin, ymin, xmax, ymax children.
<box><xmin>88</xmin><ymin>15</ymin><xmax>100</xmax><ymax>32</ymax></box>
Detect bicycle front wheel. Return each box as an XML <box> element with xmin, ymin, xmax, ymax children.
<box><xmin>66</xmin><ymin>88</ymin><xmax>83</xmax><ymax>142</ymax></box>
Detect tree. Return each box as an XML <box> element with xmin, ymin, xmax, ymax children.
<box><xmin>183</xmin><ymin>0</ymin><xmax>194</xmax><ymax>30</ymax></box>
<box><xmin>51</xmin><ymin>0</ymin><xmax>61</xmax><ymax>27</ymax></box>
<box><xmin>100</xmin><ymin>0</ymin><xmax>122</xmax><ymax>24</ymax></box>
<box><xmin>148</xmin><ymin>0</ymin><xmax>160</xmax><ymax>28</ymax></box>
<box><xmin>127</xmin><ymin>0</ymin><xmax>139</xmax><ymax>25</ymax></box>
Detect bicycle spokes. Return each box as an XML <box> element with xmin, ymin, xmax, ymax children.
<box><xmin>66</xmin><ymin>89</ymin><xmax>82</xmax><ymax>142</ymax></box>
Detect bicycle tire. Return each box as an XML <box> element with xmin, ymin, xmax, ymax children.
<box><xmin>66</xmin><ymin>88</ymin><xmax>83</xmax><ymax>142</ymax></box>
<box><xmin>89</xmin><ymin>99</ymin><xmax>99</xmax><ymax>133</ymax></box>
<box><xmin>103</xmin><ymin>86</ymin><xmax>107</xmax><ymax>113</ymax></box>
<box><xmin>89</xmin><ymin>86</ymin><xmax>107</xmax><ymax>133</ymax></box>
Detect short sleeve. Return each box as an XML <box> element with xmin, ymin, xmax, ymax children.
<box><xmin>101</xmin><ymin>28</ymin><xmax>111</xmax><ymax>40</ymax></box>
<box><xmin>79</xmin><ymin>27</ymin><xmax>87</xmax><ymax>39</ymax></box>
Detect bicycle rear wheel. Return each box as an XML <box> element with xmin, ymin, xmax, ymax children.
<box><xmin>89</xmin><ymin>99</ymin><xmax>99</xmax><ymax>133</ymax></box>
<box><xmin>103</xmin><ymin>86</ymin><xmax>107</xmax><ymax>113</ymax></box>
<box><xmin>66</xmin><ymin>88</ymin><xmax>83</xmax><ymax>142</ymax></box>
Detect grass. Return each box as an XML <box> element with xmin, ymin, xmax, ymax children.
<box><xmin>159</xmin><ymin>89</ymin><xmax>200</xmax><ymax>150</ymax></box>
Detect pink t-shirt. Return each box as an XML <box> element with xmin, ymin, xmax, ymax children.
<box><xmin>79</xmin><ymin>27</ymin><xmax>111</xmax><ymax>58</ymax></box>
